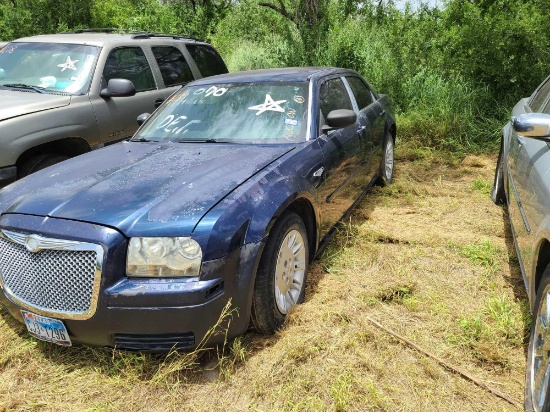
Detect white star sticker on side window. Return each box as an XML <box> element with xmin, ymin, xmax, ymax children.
<box><xmin>57</xmin><ymin>56</ymin><xmax>79</xmax><ymax>72</ymax></box>
<box><xmin>248</xmin><ymin>94</ymin><xmax>287</xmax><ymax>115</ymax></box>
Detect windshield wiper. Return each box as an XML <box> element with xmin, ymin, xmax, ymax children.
<box><xmin>131</xmin><ymin>137</ymin><xmax>158</xmax><ymax>142</ymax></box>
<box><xmin>2</xmin><ymin>83</ymin><xmax>47</xmax><ymax>94</ymax></box>
<box><xmin>177</xmin><ymin>138</ymin><xmax>221</xmax><ymax>143</ymax></box>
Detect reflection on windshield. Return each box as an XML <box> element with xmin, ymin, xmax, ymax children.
<box><xmin>135</xmin><ymin>82</ymin><xmax>310</xmax><ymax>144</ymax></box>
<box><xmin>0</xmin><ymin>42</ymin><xmax>100</xmax><ymax>95</ymax></box>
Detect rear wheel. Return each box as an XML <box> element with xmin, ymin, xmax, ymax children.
<box><xmin>18</xmin><ymin>154</ymin><xmax>69</xmax><ymax>178</ymax></box>
<box><xmin>251</xmin><ymin>212</ymin><xmax>308</xmax><ymax>334</ymax></box>
<box><xmin>376</xmin><ymin>132</ymin><xmax>394</xmax><ymax>186</ymax></box>
<box><xmin>526</xmin><ymin>267</ymin><xmax>550</xmax><ymax>412</ymax></box>
<box><xmin>491</xmin><ymin>139</ymin><xmax>506</xmax><ymax>205</ymax></box>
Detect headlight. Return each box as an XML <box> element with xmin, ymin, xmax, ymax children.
<box><xmin>127</xmin><ymin>237</ymin><xmax>202</xmax><ymax>277</ymax></box>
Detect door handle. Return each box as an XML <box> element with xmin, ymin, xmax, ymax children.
<box><xmin>154</xmin><ymin>98</ymin><xmax>164</xmax><ymax>109</ymax></box>
<box><xmin>357</xmin><ymin>125</ymin><xmax>367</xmax><ymax>134</ymax></box>
<box><xmin>380</xmin><ymin>110</ymin><xmax>386</xmax><ymax>116</ymax></box>
<box><xmin>516</xmin><ymin>134</ymin><xmax>525</xmax><ymax>146</ymax></box>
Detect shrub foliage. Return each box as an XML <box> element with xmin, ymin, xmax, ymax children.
<box><xmin>1</xmin><ymin>0</ymin><xmax>548</xmax><ymax>152</ymax></box>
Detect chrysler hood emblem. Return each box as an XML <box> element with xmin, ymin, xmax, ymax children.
<box><xmin>1</xmin><ymin>229</ymin><xmax>82</xmax><ymax>252</ymax></box>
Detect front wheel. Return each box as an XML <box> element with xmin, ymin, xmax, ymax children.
<box><xmin>18</xmin><ymin>154</ymin><xmax>69</xmax><ymax>178</ymax></box>
<box><xmin>251</xmin><ymin>212</ymin><xmax>309</xmax><ymax>334</ymax></box>
<box><xmin>525</xmin><ymin>267</ymin><xmax>550</xmax><ymax>412</ymax></box>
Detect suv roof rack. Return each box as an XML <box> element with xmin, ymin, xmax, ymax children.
<box><xmin>59</xmin><ymin>28</ymin><xmax>203</xmax><ymax>42</ymax></box>
<box><xmin>130</xmin><ymin>32</ymin><xmax>203</xmax><ymax>42</ymax></box>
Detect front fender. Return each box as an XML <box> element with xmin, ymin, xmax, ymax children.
<box><xmin>0</xmin><ymin>99</ymin><xmax>99</xmax><ymax>166</ymax></box>
<box><xmin>193</xmin><ymin>141</ymin><xmax>323</xmax><ymax>262</ymax></box>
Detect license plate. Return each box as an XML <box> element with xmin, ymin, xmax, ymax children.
<box><xmin>21</xmin><ymin>310</ymin><xmax>72</xmax><ymax>347</ymax></box>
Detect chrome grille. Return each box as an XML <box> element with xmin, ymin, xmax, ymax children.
<box><xmin>0</xmin><ymin>230</ymin><xmax>103</xmax><ymax>320</ymax></box>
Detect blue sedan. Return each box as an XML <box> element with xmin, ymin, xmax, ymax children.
<box><xmin>0</xmin><ymin>67</ymin><xmax>396</xmax><ymax>350</ymax></box>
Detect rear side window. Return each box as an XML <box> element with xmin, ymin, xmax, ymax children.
<box><xmin>103</xmin><ymin>47</ymin><xmax>155</xmax><ymax>92</ymax></box>
<box><xmin>530</xmin><ymin>77</ymin><xmax>550</xmax><ymax>112</ymax></box>
<box><xmin>346</xmin><ymin>77</ymin><xmax>374</xmax><ymax>110</ymax></box>
<box><xmin>151</xmin><ymin>46</ymin><xmax>194</xmax><ymax>86</ymax></box>
<box><xmin>186</xmin><ymin>45</ymin><xmax>228</xmax><ymax>78</ymax></box>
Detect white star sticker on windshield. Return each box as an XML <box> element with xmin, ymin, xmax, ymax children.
<box><xmin>57</xmin><ymin>56</ymin><xmax>79</xmax><ymax>72</ymax></box>
<box><xmin>248</xmin><ymin>94</ymin><xmax>287</xmax><ymax>115</ymax></box>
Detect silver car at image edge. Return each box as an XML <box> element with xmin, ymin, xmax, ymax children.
<box><xmin>491</xmin><ymin>73</ymin><xmax>550</xmax><ymax>412</ymax></box>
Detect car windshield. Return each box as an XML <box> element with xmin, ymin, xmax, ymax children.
<box><xmin>0</xmin><ymin>42</ymin><xmax>100</xmax><ymax>95</ymax></box>
<box><xmin>135</xmin><ymin>82</ymin><xmax>310</xmax><ymax>143</ymax></box>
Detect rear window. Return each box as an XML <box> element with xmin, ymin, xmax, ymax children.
<box><xmin>151</xmin><ymin>46</ymin><xmax>194</xmax><ymax>86</ymax></box>
<box><xmin>186</xmin><ymin>45</ymin><xmax>228</xmax><ymax>78</ymax></box>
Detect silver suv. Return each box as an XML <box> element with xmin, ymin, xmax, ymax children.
<box><xmin>0</xmin><ymin>30</ymin><xmax>228</xmax><ymax>186</ymax></box>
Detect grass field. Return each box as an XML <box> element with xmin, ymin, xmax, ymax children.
<box><xmin>0</xmin><ymin>146</ymin><xmax>529</xmax><ymax>411</ymax></box>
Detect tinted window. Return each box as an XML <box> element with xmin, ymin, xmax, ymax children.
<box><xmin>103</xmin><ymin>47</ymin><xmax>155</xmax><ymax>92</ymax></box>
<box><xmin>186</xmin><ymin>45</ymin><xmax>228</xmax><ymax>77</ymax></box>
<box><xmin>530</xmin><ymin>77</ymin><xmax>550</xmax><ymax>112</ymax></box>
<box><xmin>346</xmin><ymin>76</ymin><xmax>374</xmax><ymax>110</ymax></box>
<box><xmin>152</xmin><ymin>46</ymin><xmax>194</xmax><ymax>86</ymax></box>
<box><xmin>319</xmin><ymin>78</ymin><xmax>353</xmax><ymax>119</ymax></box>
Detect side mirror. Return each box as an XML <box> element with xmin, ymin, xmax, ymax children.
<box><xmin>100</xmin><ymin>78</ymin><xmax>136</xmax><ymax>98</ymax></box>
<box><xmin>137</xmin><ymin>113</ymin><xmax>151</xmax><ymax>126</ymax></box>
<box><xmin>513</xmin><ymin>113</ymin><xmax>550</xmax><ymax>142</ymax></box>
<box><xmin>322</xmin><ymin>109</ymin><xmax>357</xmax><ymax>133</ymax></box>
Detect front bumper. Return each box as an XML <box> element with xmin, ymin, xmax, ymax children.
<box><xmin>0</xmin><ymin>214</ymin><xmax>259</xmax><ymax>351</ymax></box>
<box><xmin>0</xmin><ymin>165</ymin><xmax>17</xmax><ymax>188</ymax></box>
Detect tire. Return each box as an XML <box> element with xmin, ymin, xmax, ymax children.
<box><xmin>491</xmin><ymin>139</ymin><xmax>506</xmax><ymax>205</ymax></box>
<box><xmin>18</xmin><ymin>154</ymin><xmax>69</xmax><ymax>178</ymax></box>
<box><xmin>525</xmin><ymin>267</ymin><xmax>550</xmax><ymax>412</ymax></box>
<box><xmin>251</xmin><ymin>212</ymin><xmax>309</xmax><ymax>334</ymax></box>
<box><xmin>376</xmin><ymin>132</ymin><xmax>394</xmax><ymax>186</ymax></box>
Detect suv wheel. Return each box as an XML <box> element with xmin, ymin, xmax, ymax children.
<box><xmin>19</xmin><ymin>154</ymin><xmax>69</xmax><ymax>178</ymax></box>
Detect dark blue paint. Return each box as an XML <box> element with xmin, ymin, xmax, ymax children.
<box><xmin>0</xmin><ymin>68</ymin><xmax>395</xmax><ymax>350</ymax></box>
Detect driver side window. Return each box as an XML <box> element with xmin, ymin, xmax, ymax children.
<box><xmin>103</xmin><ymin>47</ymin><xmax>156</xmax><ymax>93</ymax></box>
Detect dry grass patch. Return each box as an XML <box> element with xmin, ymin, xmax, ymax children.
<box><xmin>0</xmin><ymin>148</ymin><xmax>528</xmax><ymax>411</ymax></box>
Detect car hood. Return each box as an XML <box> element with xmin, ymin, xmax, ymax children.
<box><xmin>0</xmin><ymin>90</ymin><xmax>71</xmax><ymax>121</ymax></box>
<box><xmin>0</xmin><ymin>142</ymin><xmax>293</xmax><ymax>236</ymax></box>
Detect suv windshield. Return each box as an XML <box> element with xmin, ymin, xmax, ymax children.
<box><xmin>0</xmin><ymin>42</ymin><xmax>100</xmax><ymax>95</ymax></box>
<box><xmin>135</xmin><ymin>82</ymin><xmax>310</xmax><ymax>144</ymax></box>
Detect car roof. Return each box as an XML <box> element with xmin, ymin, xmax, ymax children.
<box><xmin>191</xmin><ymin>67</ymin><xmax>359</xmax><ymax>85</ymax></box>
<box><xmin>11</xmin><ymin>32</ymin><xmax>208</xmax><ymax>47</ymax></box>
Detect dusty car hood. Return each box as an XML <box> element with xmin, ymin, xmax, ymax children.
<box><xmin>0</xmin><ymin>90</ymin><xmax>71</xmax><ymax>121</ymax></box>
<box><xmin>0</xmin><ymin>142</ymin><xmax>293</xmax><ymax>236</ymax></box>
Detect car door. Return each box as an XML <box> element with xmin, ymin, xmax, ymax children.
<box><xmin>316</xmin><ymin>76</ymin><xmax>371</xmax><ymax>239</ymax></box>
<box><xmin>344</xmin><ymin>75</ymin><xmax>386</xmax><ymax>179</ymax></box>
<box><xmin>508</xmin><ymin>79</ymin><xmax>550</xmax><ymax>286</ymax></box>
<box><xmin>90</xmin><ymin>46</ymin><xmax>167</xmax><ymax>143</ymax></box>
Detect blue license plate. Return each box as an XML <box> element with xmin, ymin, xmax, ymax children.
<box><xmin>21</xmin><ymin>310</ymin><xmax>72</xmax><ymax>347</ymax></box>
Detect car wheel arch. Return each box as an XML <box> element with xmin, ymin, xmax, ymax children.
<box><xmin>16</xmin><ymin>137</ymin><xmax>91</xmax><ymax>173</ymax></box>
<box><xmin>534</xmin><ymin>239</ymin><xmax>550</xmax><ymax>305</ymax></box>
<box><xmin>251</xmin><ymin>195</ymin><xmax>318</xmax><ymax>275</ymax></box>
<box><xmin>386</xmin><ymin>122</ymin><xmax>396</xmax><ymax>143</ymax></box>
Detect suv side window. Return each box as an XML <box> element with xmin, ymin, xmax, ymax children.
<box><xmin>346</xmin><ymin>77</ymin><xmax>374</xmax><ymax>110</ymax></box>
<box><xmin>186</xmin><ymin>44</ymin><xmax>228</xmax><ymax>77</ymax></box>
<box><xmin>103</xmin><ymin>47</ymin><xmax>155</xmax><ymax>92</ymax></box>
<box><xmin>151</xmin><ymin>46</ymin><xmax>194</xmax><ymax>86</ymax></box>
<box><xmin>530</xmin><ymin>77</ymin><xmax>550</xmax><ymax>112</ymax></box>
